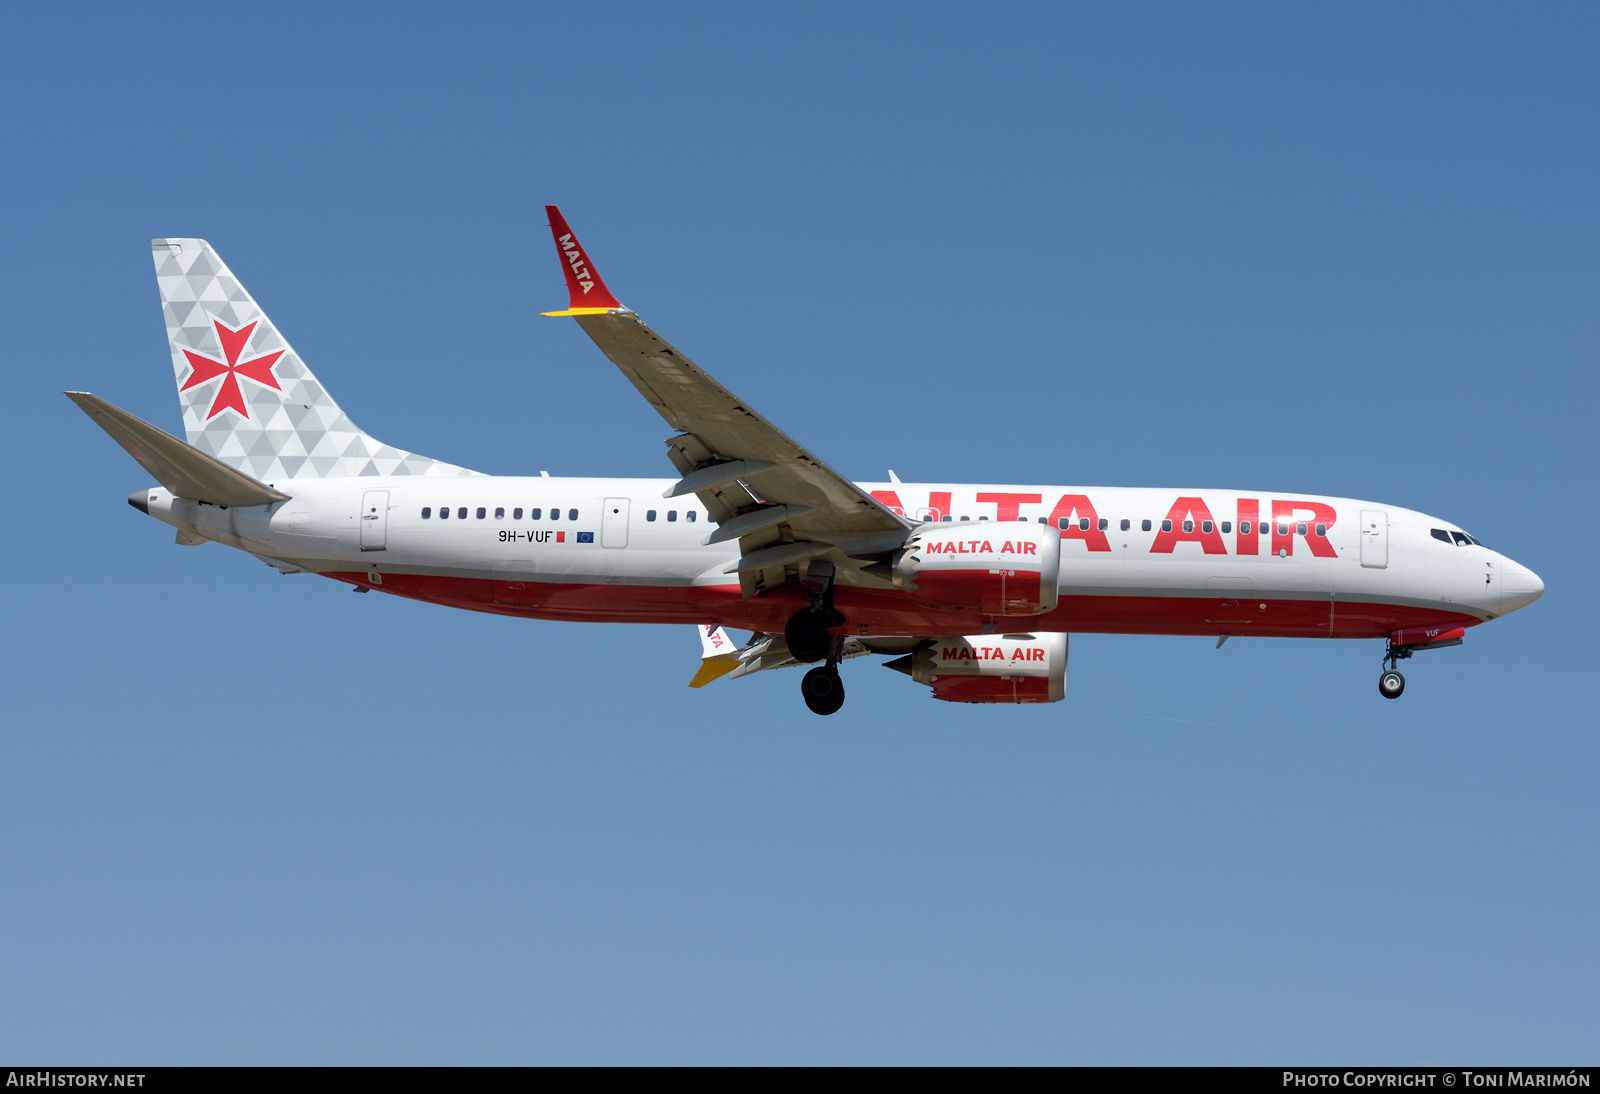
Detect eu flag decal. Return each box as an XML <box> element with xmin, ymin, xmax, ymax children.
<box><xmin>576</xmin><ymin>531</ymin><xmax>595</xmax><ymax>544</ymax></box>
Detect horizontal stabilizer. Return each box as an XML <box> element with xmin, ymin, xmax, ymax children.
<box><xmin>66</xmin><ymin>391</ymin><xmax>289</xmax><ymax>507</ymax></box>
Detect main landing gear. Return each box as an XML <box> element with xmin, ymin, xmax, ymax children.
<box><xmin>802</xmin><ymin>664</ymin><xmax>846</xmax><ymax>716</ymax></box>
<box><xmin>784</xmin><ymin>607</ymin><xmax>838</xmax><ymax>664</ymax></box>
<box><xmin>788</xmin><ymin>569</ymin><xmax>848</xmax><ymax>715</ymax></box>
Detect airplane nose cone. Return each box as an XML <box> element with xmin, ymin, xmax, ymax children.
<box><xmin>1500</xmin><ymin>560</ymin><xmax>1545</xmax><ymax>615</ymax></box>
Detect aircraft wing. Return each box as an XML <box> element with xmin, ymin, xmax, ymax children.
<box><xmin>543</xmin><ymin>207</ymin><xmax>911</xmax><ymax>598</ymax></box>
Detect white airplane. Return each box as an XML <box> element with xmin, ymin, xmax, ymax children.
<box><xmin>69</xmin><ymin>207</ymin><xmax>1544</xmax><ymax>715</ymax></box>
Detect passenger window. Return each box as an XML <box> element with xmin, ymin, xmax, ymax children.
<box><xmin>550</xmin><ymin>508</ymin><xmax>560</xmax><ymax>521</ymax></box>
<box><xmin>979</xmin><ymin>516</ymin><xmax>988</xmax><ymax>522</ymax></box>
<box><xmin>941</xmin><ymin>515</ymin><xmax>952</xmax><ymax>522</ymax></box>
<box><xmin>646</xmin><ymin>510</ymin><xmax>657</xmax><ymax>522</ymax></box>
<box><xmin>667</xmin><ymin>510</ymin><xmax>678</xmax><ymax>522</ymax></box>
<box><xmin>1260</xmin><ymin>522</ymin><xmax>1269</xmax><ymax>535</ymax></box>
<box><xmin>1142</xmin><ymin>520</ymin><xmax>1152</xmax><ymax>532</ymax></box>
<box><xmin>1296</xmin><ymin>522</ymin><xmax>1307</xmax><ymax>536</ymax></box>
<box><xmin>1239</xmin><ymin>521</ymin><xmax>1250</xmax><ymax>534</ymax></box>
<box><xmin>1200</xmin><ymin>520</ymin><xmax>1211</xmax><ymax>533</ymax></box>
<box><xmin>1098</xmin><ymin>518</ymin><xmax>1108</xmax><ymax>531</ymax></box>
<box><xmin>495</xmin><ymin>507</ymin><xmax>505</xmax><ymax>519</ymax></box>
<box><xmin>439</xmin><ymin>507</ymin><xmax>449</xmax><ymax>519</ymax></box>
<box><xmin>1120</xmin><ymin>519</ymin><xmax>1130</xmax><ymax>531</ymax></box>
<box><xmin>477</xmin><ymin>507</ymin><xmax>487</xmax><ymax>519</ymax></box>
<box><xmin>1431</xmin><ymin>528</ymin><xmax>1451</xmax><ymax>543</ymax></box>
<box><xmin>1078</xmin><ymin>518</ymin><xmax>1090</xmax><ymax>531</ymax></box>
<box><xmin>1182</xmin><ymin>520</ymin><xmax>1193</xmax><ymax>533</ymax></box>
<box><xmin>1058</xmin><ymin>518</ymin><xmax>1069</xmax><ymax>530</ymax></box>
<box><xmin>513</xmin><ymin>508</ymin><xmax>523</xmax><ymax>520</ymax></box>
<box><xmin>1037</xmin><ymin>517</ymin><xmax>1046</xmax><ymax>524</ymax></box>
<box><xmin>960</xmin><ymin>516</ymin><xmax>970</xmax><ymax>521</ymax></box>
<box><xmin>529</xmin><ymin>508</ymin><xmax>541</xmax><ymax>520</ymax></box>
<box><xmin>457</xmin><ymin>508</ymin><xmax>468</xmax><ymax>520</ymax></box>
<box><xmin>569</xmin><ymin>509</ymin><xmax>578</xmax><ymax>521</ymax></box>
<box><xmin>1162</xmin><ymin>520</ymin><xmax>1173</xmax><ymax>533</ymax></box>
<box><xmin>687</xmin><ymin>511</ymin><xmax>697</xmax><ymax>522</ymax></box>
<box><xmin>1277</xmin><ymin>522</ymin><xmax>1288</xmax><ymax>536</ymax></box>
<box><xmin>1314</xmin><ymin>523</ymin><xmax>1326</xmax><ymax>536</ymax></box>
<box><xmin>1221</xmin><ymin>521</ymin><xmax>1231</xmax><ymax>533</ymax></box>
<box><xmin>421</xmin><ymin>507</ymin><xmax>432</xmax><ymax>519</ymax></box>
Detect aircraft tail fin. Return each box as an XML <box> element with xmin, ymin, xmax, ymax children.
<box><xmin>151</xmin><ymin>238</ymin><xmax>478</xmax><ymax>482</ymax></box>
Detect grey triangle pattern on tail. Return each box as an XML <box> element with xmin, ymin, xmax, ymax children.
<box><xmin>152</xmin><ymin>238</ymin><xmax>481</xmax><ymax>482</ymax></box>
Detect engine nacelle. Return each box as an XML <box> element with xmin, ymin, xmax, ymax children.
<box><xmin>889</xmin><ymin>632</ymin><xmax>1067</xmax><ymax>704</ymax></box>
<box><xmin>880</xmin><ymin>521</ymin><xmax>1060</xmax><ymax>615</ymax></box>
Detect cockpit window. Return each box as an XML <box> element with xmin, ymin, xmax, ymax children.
<box><xmin>1431</xmin><ymin>528</ymin><xmax>1452</xmax><ymax>544</ymax></box>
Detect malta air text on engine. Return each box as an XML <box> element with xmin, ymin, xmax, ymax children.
<box><xmin>922</xmin><ymin>539</ymin><xmax>1040</xmax><ymax>556</ymax></box>
<box><xmin>943</xmin><ymin>644</ymin><xmax>1050</xmax><ymax>663</ymax></box>
<box><xmin>868</xmin><ymin>490</ymin><xmax>1341</xmax><ymax>558</ymax></box>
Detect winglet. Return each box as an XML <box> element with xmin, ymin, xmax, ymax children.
<box><xmin>542</xmin><ymin>205</ymin><xmax>627</xmax><ymax>316</ymax></box>
<box><xmin>689</xmin><ymin>624</ymin><xmax>741</xmax><ymax>688</ymax></box>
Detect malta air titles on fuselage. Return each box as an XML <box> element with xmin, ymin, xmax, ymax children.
<box><xmin>867</xmin><ymin>487</ymin><xmax>1339</xmax><ymax>558</ymax></box>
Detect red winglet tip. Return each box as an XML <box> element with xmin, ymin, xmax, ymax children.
<box><xmin>545</xmin><ymin>205</ymin><xmax>624</xmax><ymax>311</ymax></box>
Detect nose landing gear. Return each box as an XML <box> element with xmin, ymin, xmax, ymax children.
<box><xmin>1379</xmin><ymin>668</ymin><xmax>1405</xmax><ymax>699</ymax></box>
<box><xmin>1378</xmin><ymin>638</ymin><xmax>1410</xmax><ymax>699</ymax></box>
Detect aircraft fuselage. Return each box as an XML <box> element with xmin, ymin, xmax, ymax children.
<box><xmin>134</xmin><ymin>477</ymin><xmax>1540</xmax><ymax>641</ymax></box>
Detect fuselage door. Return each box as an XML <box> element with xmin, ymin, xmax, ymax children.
<box><xmin>360</xmin><ymin>490</ymin><xmax>390</xmax><ymax>551</ymax></box>
<box><xmin>602</xmin><ymin>497</ymin><xmax>630</xmax><ymax>548</ymax></box>
<box><xmin>1359</xmin><ymin>510</ymin><xmax>1387</xmax><ymax>569</ymax></box>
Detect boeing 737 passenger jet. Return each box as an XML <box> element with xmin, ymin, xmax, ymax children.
<box><xmin>69</xmin><ymin>207</ymin><xmax>1544</xmax><ymax>714</ymax></box>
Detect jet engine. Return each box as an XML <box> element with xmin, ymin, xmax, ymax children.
<box><xmin>885</xmin><ymin>632</ymin><xmax>1067</xmax><ymax>704</ymax></box>
<box><xmin>874</xmin><ymin>521</ymin><xmax>1060</xmax><ymax>616</ymax></box>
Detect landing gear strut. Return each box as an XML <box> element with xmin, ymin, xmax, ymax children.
<box><xmin>1378</xmin><ymin>640</ymin><xmax>1410</xmax><ymax>699</ymax></box>
<box><xmin>784</xmin><ymin>568</ymin><xmax>844</xmax><ymax>664</ymax></box>
<box><xmin>789</xmin><ymin>565</ymin><xmax>848</xmax><ymax>714</ymax></box>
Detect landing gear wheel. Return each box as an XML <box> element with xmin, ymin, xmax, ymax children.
<box><xmin>785</xmin><ymin>609</ymin><xmax>831</xmax><ymax>664</ymax></box>
<box><xmin>801</xmin><ymin>666</ymin><xmax>846</xmax><ymax>715</ymax></box>
<box><xmin>1379</xmin><ymin>669</ymin><xmax>1405</xmax><ymax>699</ymax></box>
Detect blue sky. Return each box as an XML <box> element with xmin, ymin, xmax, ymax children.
<box><xmin>1</xmin><ymin>1</ymin><xmax>1594</xmax><ymax>1064</ymax></box>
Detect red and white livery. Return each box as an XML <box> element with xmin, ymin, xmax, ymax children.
<box><xmin>69</xmin><ymin>208</ymin><xmax>1544</xmax><ymax>714</ymax></box>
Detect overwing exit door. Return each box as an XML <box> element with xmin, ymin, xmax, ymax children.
<box><xmin>360</xmin><ymin>490</ymin><xmax>389</xmax><ymax>551</ymax></box>
<box><xmin>602</xmin><ymin>497</ymin><xmax>630</xmax><ymax>548</ymax></box>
